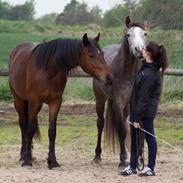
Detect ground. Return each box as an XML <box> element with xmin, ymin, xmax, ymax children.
<box><xmin>0</xmin><ymin>102</ymin><xmax>183</xmax><ymax>183</ymax></box>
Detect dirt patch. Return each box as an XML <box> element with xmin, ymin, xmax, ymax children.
<box><xmin>0</xmin><ymin>102</ymin><xmax>183</xmax><ymax>124</ymax></box>
<box><xmin>0</xmin><ymin>142</ymin><xmax>182</xmax><ymax>183</ymax></box>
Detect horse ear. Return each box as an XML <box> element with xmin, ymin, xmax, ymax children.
<box><xmin>125</xmin><ymin>16</ymin><xmax>131</xmax><ymax>28</ymax></box>
<box><xmin>82</xmin><ymin>33</ymin><xmax>89</xmax><ymax>47</ymax></box>
<box><xmin>159</xmin><ymin>45</ymin><xmax>163</xmax><ymax>49</ymax></box>
<box><xmin>95</xmin><ymin>33</ymin><xmax>100</xmax><ymax>42</ymax></box>
<box><xmin>144</xmin><ymin>20</ymin><xmax>150</xmax><ymax>30</ymax></box>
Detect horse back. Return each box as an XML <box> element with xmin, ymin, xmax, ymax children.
<box><xmin>102</xmin><ymin>44</ymin><xmax>121</xmax><ymax>67</ymax></box>
<box><xmin>9</xmin><ymin>43</ymin><xmax>38</xmax><ymax>100</ymax></box>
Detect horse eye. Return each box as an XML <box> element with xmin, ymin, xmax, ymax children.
<box><xmin>144</xmin><ymin>33</ymin><xmax>147</xmax><ymax>36</ymax></box>
<box><xmin>127</xmin><ymin>34</ymin><xmax>130</xmax><ymax>37</ymax></box>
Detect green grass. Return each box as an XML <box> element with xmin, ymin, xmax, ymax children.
<box><xmin>0</xmin><ymin>114</ymin><xmax>98</xmax><ymax>147</ymax></box>
<box><xmin>63</xmin><ymin>78</ymin><xmax>94</xmax><ymax>102</ymax></box>
<box><xmin>1</xmin><ymin>76</ymin><xmax>183</xmax><ymax>102</ymax></box>
<box><xmin>0</xmin><ymin>20</ymin><xmax>183</xmax><ymax>102</ymax></box>
<box><xmin>155</xmin><ymin>117</ymin><xmax>183</xmax><ymax>144</ymax></box>
<box><xmin>0</xmin><ymin>77</ymin><xmax>12</xmax><ymax>101</ymax></box>
<box><xmin>0</xmin><ymin>19</ymin><xmax>183</xmax><ymax>69</ymax></box>
<box><xmin>0</xmin><ymin>32</ymin><xmax>62</xmax><ymax>68</ymax></box>
<box><xmin>0</xmin><ymin>114</ymin><xmax>182</xmax><ymax>159</ymax></box>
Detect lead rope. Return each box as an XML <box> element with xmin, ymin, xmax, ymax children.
<box><xmin>136</xmin><ymin>126</ymin><xmax>145</xmax><ymax>171</ymax></box>
<box><xmin>128</xmin><ymin>120</ymin><xmax>182</xmax><ymax>152</ymax></box>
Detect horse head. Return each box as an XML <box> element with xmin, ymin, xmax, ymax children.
<box><xmin>125</xmin><ymin>16</ymin><xmax>149</xmax><ymax>59</ymax></box>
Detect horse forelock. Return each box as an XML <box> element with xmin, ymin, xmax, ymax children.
<box><xmin>129</xmin><ymin>22</ymin><xmax>147</xmax><ymax>31</ymax></box>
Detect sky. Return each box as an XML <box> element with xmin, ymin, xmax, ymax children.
<box><xmin>3</xmin><ymin>0</ymin><xmax>123</xmax><ymax>18</ymax></box>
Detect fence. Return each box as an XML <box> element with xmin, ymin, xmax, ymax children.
<box><xmin>1</xmin><ymin>68</ymin><xmax>183</xmax><ymax>77</ymax></box>
<box><xmin>0</xmin><ymin>67</ymin><xmax>183</xmax><ymax>102</ymax></box>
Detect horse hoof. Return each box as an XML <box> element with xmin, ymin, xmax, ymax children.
<box><xmin>48</xmin><ymin>160</ymin><xmax>60</xmax><ymax>169</ymax></box>
<box><xmin>21</xmin><ymin>161</ymin><xmax>32</xmax><ymax>167</ymax></box>
<box><xmin>19</xmin><ymin>157</ymin><xmax>24</xmax><ymax>161</ymax></box>
<box><xmin>92</xmin><ymin>156</ymin><xmax>102</xmax><ymax>164</ymax></box>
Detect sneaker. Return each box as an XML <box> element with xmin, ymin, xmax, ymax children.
<box><xmin>120</xmin><ymin>166</ymin><xmax>137</xmax><ymax>176</ymax></box>
<box><xmin>139</xmin><ymin>167</ymin><xmax>155</xmax><ymax>176</ymax></box>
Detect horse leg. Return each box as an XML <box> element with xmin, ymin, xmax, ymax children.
<box><xmin>118</xmin><ymin>123</ymin><xmax>128</xmax><ymax>167</ymax></box>
<box><xmin>22</xmin><ymin>100</ymin><xmax>42</xmax><ymax>166</ymax></box>
<box><xmin>124</xmin><ymin>105</ymin><xmax>131</xmax><ymax>152</ymax></box>
<box><xmin>93</xmin><ymin>98</ymin><xmax>106</xmax><ymax>162</ymax></box>
<box><xmin>47</xmin><ymin>100</ymin><xmax>61</xmax><ymax>169</ymax></box>
<box><xmin>13</xmin><ymin>95</ymin><xmax>28</xmax><ymax>161</ymax></box>
<box><xmin>118</xmin><ymin>105</ymin><xmax>129</xmax><ymax>167</ymax></box>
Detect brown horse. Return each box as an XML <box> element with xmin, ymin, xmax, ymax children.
<box><xmin>93</xmin><ymin>16</ymin><xmax>149</xmax><ymax>167</ymax></box>
<box><xmin>9</xmin><ymin>33</ymin><xmax>112</xmax><ymax>169</ymax></box>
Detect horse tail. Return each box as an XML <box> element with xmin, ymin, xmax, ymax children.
<box><xmin>104</xmin><ymin>99</ymin><xmax>119</xmax><ymax>153</ymax></box>
<box><xmin>33</xmin><ymin>117</ymin><xmax>41</xmax><ymax>141</ymax></box>
<box><xmin>24</xmin><ymin>100</ymin><xmax>41</xmax><ymax>140</ymax></box>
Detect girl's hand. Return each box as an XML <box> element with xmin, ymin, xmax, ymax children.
<box><xmin>134</xmin><ymin>122</ymin><xmax>141</xmax><ymax>129</ymax></box>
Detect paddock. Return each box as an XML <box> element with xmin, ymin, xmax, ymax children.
<box><xmin>0</xmin><ymin>102</ymin><xmax>182</xmax><ymax>183</ymax></box>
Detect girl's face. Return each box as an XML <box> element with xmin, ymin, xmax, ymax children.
<box><xmin>142</xmin><ymin>47</ymin><xmax>150</xmax><ymax>59</ymax></box>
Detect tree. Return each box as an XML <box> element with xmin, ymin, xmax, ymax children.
<box><xmin>10</xmin><ymin>0</ymin><xmax>35</xmax><ymax>21</ymax></box>
<box><xmin>56</xmin><ymin>0</ymin><xmax>97</xmax><ymax>25</ymax></box>
<box><xmin>0</xmin><ymin>0</ymin><xmax>35</xmax><ymax>21</ymax></box>
<box><xmin>102</xmin><ymin>5</ymin><xmax>129</xmax><ymax>27</ymax></box>
<box><xmin>38</xmin><ymin>13</ymin><xmax>58</xmax><ymax>24</ymax></box>
<box><xmin>90</xmin><ymin>5</ymin><xmax>102</xmax><ymax>24</ymax></box>
<box><xmin>134</xmin><ymin>0</ymin><xmax>183</xmax><ymax>29</ymax></box>
<box><xmin>56</xmin><ymin>0</ymin><xmax>79</xmax><ymax>25</ymax></box>
<box><xmin>0</xmin><ymin>1</ymin><xmax>11</xmax><ymax>19</ymax></box>
<box><xmin>77</xmin><ymin>3</ymin><xmax>92</xmax><ymax>25</ymax></box>
<box><xmin>123</xmin><ymin>0</ymin><xmax>139</xmax><ymax>12</ymax></box>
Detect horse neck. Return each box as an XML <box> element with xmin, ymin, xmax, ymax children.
<box><xmin>46</xmin><ymin>57</ymin><xmax>80</xmax><ymax>78</ymax></box>
<box><xmin>111</xmin><ymin>46</ymin><xmax>139</xmax><ymax>83</ymax></box>
<box><xmin>66</xmin><ymin>60</ymin><xmax>80</xmax><ymax>72</ymax></box>
<box><xmin>122</xmin><ymin>52</ymin><xmax>139</xmax><ymax>81</ymax></box>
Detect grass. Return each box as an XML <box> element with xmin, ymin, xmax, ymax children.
<box><xmin>0</xmin><ymin>20</ymin><xmax>183</xmax><ymax>102</ymax></box>
<box><xmin>1</xmin><ymin>76</ymin><xmax>183</xmax><ymax>102</ymax></box>
<box><xmin>0</xmin><ymin>113</ymin><xmax>182</xmax><ymax>159</ymax></box>
<box><xmin>0</xmin><ymin>20</ymin><xmax>183</xmax><ymax>69</ymax></box>
<box><xmin>155</xmin><ymin>117</ymin><xmax>183</xmax><ymax>144</ymax></box>
<box><xmin>0</xmin><ymin>114</ymin><xmax>98</xmax><ymax>148</ymax></box>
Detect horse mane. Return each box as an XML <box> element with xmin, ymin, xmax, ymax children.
<box><xmin>32</xmin><ymin>38</ymin><xmax>83</xmax><ymax>70</ymax></box>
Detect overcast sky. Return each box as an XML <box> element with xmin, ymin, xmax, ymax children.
<box><xmin>3</xmin><ymin>0</ymin><xmax>123</xmax><ymax>18</ymax></box>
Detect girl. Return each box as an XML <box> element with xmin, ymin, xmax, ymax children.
<box><xmin>121</xmin><ymin>41</ymin><xmax>168</xmax><ymax>176</ymax></box>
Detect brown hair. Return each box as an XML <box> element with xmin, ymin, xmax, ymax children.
<box><xmin>146</xmin><ymin>41</ymin><xmax>168</xmax><ymax>76</ymax></box>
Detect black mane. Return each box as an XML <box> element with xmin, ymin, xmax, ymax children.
<box><xmin>32</xmin><ymin>38</ymin><xmax>83</xmax><ymax>70</ymax></box>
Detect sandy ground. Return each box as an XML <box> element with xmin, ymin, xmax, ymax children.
<box><xmin>0</xmin><ymin>102</ymin><xmax>183</xmax><ymax>183</ymax></box>
<box><xmin>0</xmin><ymin>142</ymin><xmax>183</xmax><ymax>183</ymax></box>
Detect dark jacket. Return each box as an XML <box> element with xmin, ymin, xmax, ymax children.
<box><xmin>130</xmin><ymin>60</ymin><xmax>161</xmax><ymax>122</ymax></box>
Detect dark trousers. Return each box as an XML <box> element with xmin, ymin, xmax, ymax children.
<box><xmin>129</xmin><ymin>113</ymin><xmax>157</xmax><ymax>171</ymax></box>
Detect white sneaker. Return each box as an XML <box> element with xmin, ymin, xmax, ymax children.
<box><xmin>121</xmin><ymin>166</ymin><xmax>137</xmax><ymax>176</ymax></box>
<box><xmin>139</xmin><ymin>167</ymin><xmax>155</xmax><ymax>176</ymax></box>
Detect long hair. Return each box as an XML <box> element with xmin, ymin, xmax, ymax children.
<box><xmin>146</xmin><ymin>41</ymin><xmax>168</xmax><ymax>77</ymax></box>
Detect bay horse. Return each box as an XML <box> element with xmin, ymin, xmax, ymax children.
<box><xmin>9</xmin><ymin>33</ymin><xmax>112</xmax><ymax>169</ymax></box>
<box><xmin>93</xmin><ymin>16</ymin><xmax>149</xmax><ymax>167</ymax></box>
